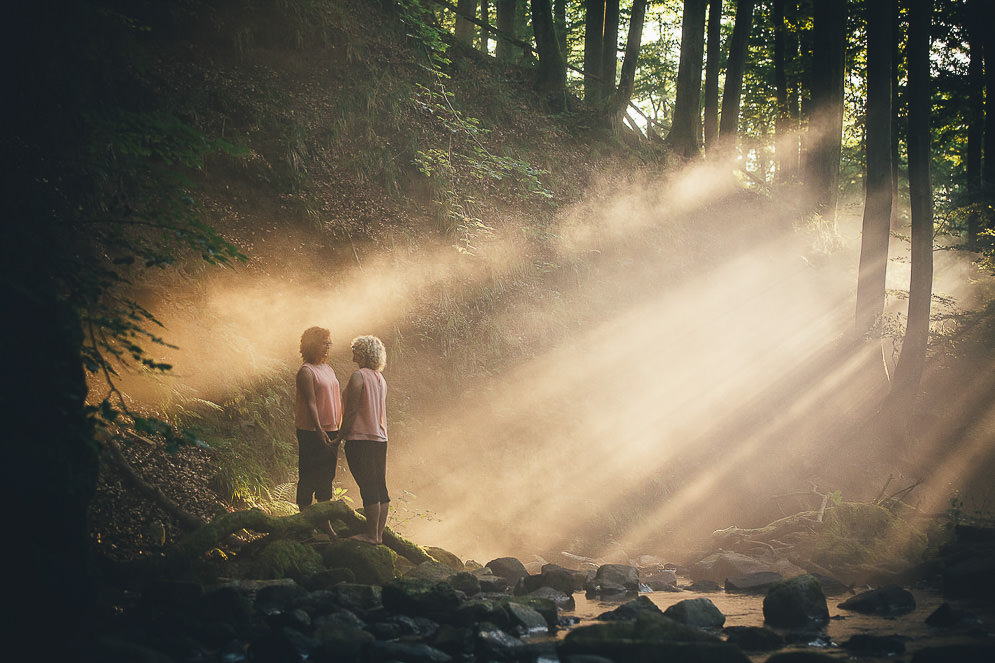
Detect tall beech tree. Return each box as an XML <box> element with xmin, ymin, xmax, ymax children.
<box><xmin>703</xmin><ymin>0</ymin><xmax>722</xmax><ymax>152</ymax></box>
<box><xmin>607</xmin><ymin>0</ymin><xmax>649</xmax><ymax>122</ymax></box>
<box><xmin>774</xmin><ymin>0</ymin><xmax>789</xmax><ymax>179</ymax></box>
<box><xmin>478</xmin><ymin>0</ymin><xmax>490</xmax><ymax>51</ymax></box>
<box><xmin>966</xmin><ymin>0</ymin><xmax>983</xmax><ymax>248</ymax></box>
<box><xmin>982</xmin><ymin>1</ymin><xmax>995</xmax><ymax>208</ymax></box>
<box><xmin>718</xmin><ymin>0</ymin><xmax>757</xmax><ymax>146</ymax></box>
<box><xmin>891</xmin><ymin>0</ymin><xmax>934</xmax><ymax>405</ymax></box>
<box><xmin>854</xmin><ymin>0</ymin><xmax>894</xmax><ymax>338</ymax></box>
<box><xmin>585</xmin><ymin>0</ymin><xmax>607</xmax><ymax>102</ymax></box>
<box><xmin>667</xmin><ymin>0</ymin><xmax>708</xmax><ymax>158</ymax></box>
<box><xmin>603</xmin><ymin>0</ymin><xmax>620</xmax><ymax>99</ymax></box>
<box><xmin>806</xmin><ymin>0</ymin><xmax>847</xmax><ymax>219</ymax></box>
<box><xmin>496</xmin><ymin>0</ymin><xmax>523</xmax><ymax>61</ymax></box>
<box><xmin>532</xmin><ymin>0</ymin><xmax>567</xmax><ymax>109</ymax></box>
<box><xmin>456</xmin><ymin>0</ymin><xmax>476</xmax><ymax>46</ymax></box>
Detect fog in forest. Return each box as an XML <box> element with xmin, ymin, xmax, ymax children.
<box><xmin>110</xmin><ymin>158</ymin><xmax>995</xmax><ymax>564</ymax></box>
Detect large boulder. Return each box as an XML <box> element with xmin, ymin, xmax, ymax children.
<box><xmin>690</xmin><ymin>552</ymin><xmax>772</xmax><ymax>584</ymax></box>
<box><xmin>596</xmin><ymin>595</ymin><xmax>665</xmax><ymax>621</ymax></box>
<box><xmin>405</xmin><ymin>560</ymin><xmax>460</xmax><ymax>583</ymax></box>
<box><xmin>382</xmin><ymin>577</ymin><xmax>463</xmax><ymax>619</ymax></box>
<box><xmin>559</xmin><ymin>613</ymin><xmax>749</xmax><ymax>663</ymax></box>
<box><xmin>722</xmin><ymin>625</ymin><xmax>785</xmax><ymax>651</ymax></box>
<box><xmin>317</xmin><ymin>540</ymin><xmax>397</xmax><ymax>585</ymax></box>
<box><xmin>663</xmin><ymin>598</ymin><xmax>726</xmax><ymax>629</ymax></box>
<box><xmin>762</xmin><ymin>574</ymin><xmax>829</xmax><ymax>628</ymax></box>
<box><xmin>426</xmin><ymin>546</ymin><xmax>465</xmax><ymax>571</ymax></box>
<box><xmin>725</xmin><ymin>571</ymin><xmax>783</xmax><ymax>594</ymax></box>
<box><xmin>838</xmin><ymin>585</ymin><xmax>916</xmax><ymax>615</ymax></box>
<box><xmin>517</xmin><ymin>563</ymin><xmax>581</xmax><ymax>595</ymax></box>
<box><xmin>485</xmin><ymin>557</ymin><xmax>529</xmax><ymax>585</ymax></box>
<box><xmin>587</xmin><ymin>563</ymin><xmax>639</xmax><ymax>597</ymax></box>
<box><xmin>641</xmin><ymin>566</ymin><xmax>679</xmax><ymax>590</ymax></box>
<box><xmin>251</xmin><ymin>540</ymin><xmax>324</xmax><ymax>580</ymax></box>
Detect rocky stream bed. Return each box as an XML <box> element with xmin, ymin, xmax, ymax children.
<box><xmin>71</xmin><ymin>497</ymin><xmax>995</xmax><ymax>663</ymax></box>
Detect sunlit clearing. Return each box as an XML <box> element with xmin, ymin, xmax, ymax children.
<box><xmin>398</xmin><ymin>233</ymin><xmax>866</xmax><ymax>562</ymax></box>
<box><xmin>109</xmin><ymin>148</ymin><xmax>995</xmax><ymax>565</ymax></box>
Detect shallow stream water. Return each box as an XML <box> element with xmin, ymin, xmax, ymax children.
<box><xmin>536</xmin><ymin>586</ymin><xmax>994</xmax><ymax>662</ymax></box>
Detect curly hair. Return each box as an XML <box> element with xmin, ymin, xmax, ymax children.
<box><xmin>350</xmin><ymin>335</ymin><xmax>386</xmax><ymax>371</ymax></box>
<box><xmin>299</xmin><ymin>326</ymin><xmax>331</xmax><ymax>364</ymax></box>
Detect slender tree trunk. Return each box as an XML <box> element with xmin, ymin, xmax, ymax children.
<box><xmin>703</xmin><ymin>0</ymin><xmax>722</xmax><ymax>152</ymax></box>
<box><xmin>602</xmin><ymin>0</ymin><xmax>620</xmax><ymax>97</ymax></box>
<box><xmin>554</xmin><ymin>0</ymin><xmax>567</xmax><ymax>56</ymax></box>
<box><xmin>890</xmin><ymin>0</ymin><xmax>901</xmax><ymax>228</ymax></box>
<box><xmin>479</xmin><ymin>0</ymin><xmax>490</xmax><ymax>52</ymax></box>
<box><xmin>584</xmin><ymin>0</ymin><xmax>607</xmax><ymax>103</ymax></box>
<box><xmin>806</xmin><ymin>0</ymin><xmax>846</xmax><ymax>220</ymax></box>
<box><xmin>967</xmin><ymin>0</ymin><xmax>983</xmax><ymax>248</ymax></box>
<box><xmin>891</xmin><ymin>0</ymin><xmax>933</xmax><ymax>407</ymax></box>
<box><xmin>797</xmin><ymin>0</ymin><xmax>813</xmax><ymax>179</ymax></box>
<box><xmin>774</xmin><ymin>0</ymin><xmax>789</xmax><ymax>182</ymax></box>
<box><xmin>718</xmin><ymin>0</ymin><xmax>756</xmax><ymax>146</ymax></box>
<box><xmin>531</xmin><ymin>0</ymin><xmax>567</xmax><ymax>110</ymax></box>
<box><xmin>609</xmin><ymin>0</ymin><xmax>648</xmax><ymax>119</ymax></box>
<box><xmin>854</xmin><ymin>0</ymin><xmax>894</xmax><ymax>338</ymax></box>
<box><xmin>496</xmin><ymin>0</ymin><xmax>522</xmax><ymax>61</ymax></box>
<box><xmin>983</xmin><ymin>1</ymin><xmax>995</xmax><ymax>210</ymax></box>
<box><xmin>455</xmin><ymin>0</ymin><xmax>476</xmax><ymax>46</ymax></box>
<box><xmin>667</xmin><ymin>0</ymin><xmax>708</xmax><ymax>159</ymax></box>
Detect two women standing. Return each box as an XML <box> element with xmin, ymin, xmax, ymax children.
<box><xmin>294</xmin><ymin>327</ymin><xmax>390</xmax><ymax>544</ymax></box>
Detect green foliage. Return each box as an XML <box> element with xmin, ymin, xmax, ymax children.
<box><xmin>167</xmin><ymin>373</ymin><xmax>299</xmax><ymax>502</ymax></box>
<box><xmin>396</xmin><ymin>0</ymin><xmax>452</xmax><ymax>67</ymax></box>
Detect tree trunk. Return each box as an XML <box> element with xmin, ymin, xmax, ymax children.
<box><xmin>967</xmin><ymin>0</ymin><xmax>984</xmax><ymax>247</ymax></box>
<box><xmin>703</xmin><ymin>0</ymin><xmax>722</xmax><ymax>152</ymax></box>
<box><xmin>854</xmin><ymin>0</ymin><xmax>893</xmax><ymax>338</ymax></box>
<box><xmin>983</xmin><ymin>1</ymin><xmax>995</xmax><ymax>210</ymax></box>
<box><xmin>496</xmin><ymin>0</ymin><xmax>522</xmax><ymax>61</ymax></box>
<box><xmin>532</xmin><ymin>0</ymin><xmax>567</xmax><ymax>110</ymax></box>
<box><xmin>891</xmin><ymin>0</ymin><xmax>933</xmax><ymax>407</ymax></box>
<box><xmin>798</xmin><ymin>0</ymin><xmax>814</xmax><ymax>180</ymax></box>
<box><xmin>667</xmin><ymin>0</ymin><xmax>708</xmax><ymax>159</ymax></box>
<box><xmin>806</xmin><ymin>0</ymin><xmax>846</xmax><ymax>220</ymax></box>
<box><xmin>478</xmin><ymin>0</ymin><xmax>490</xmax><ymax>52</ymax></box>
<box><xmin>584</xmin><ymin>0</ymin><xmax>606</xmax><ymax>103</ymax></box>
<box><xmin>602</xmin><ymin>0</ymin><xmax>620</xmax><ymax>98</ymax></box>
<box><xmin>718</xmin><ymin>0</ymin><xmax>756</xmax><ymax>146</ymax></box>
<box><xmin>774</xmin><ymin>0</ymin><xmax>789</xmax><ymax>182</ymax></box>
<box><xmin>608</xmin><ymin>0</ymin><xmax>648</xmax><ymax>119</ymax></box>
<box><xmin>455</xmin><ymin>0</ymin><xmax>476</xmax><ymax>46</ymax></box>
<box><xmin>890</xmin><ymin>0</ymin><xmax>901</xmax><ymax>228</ymax></box>
<box><xmin>554</xmin><ymin>0</ymin><xmax>567</xmax><ymax>56</ymax></box>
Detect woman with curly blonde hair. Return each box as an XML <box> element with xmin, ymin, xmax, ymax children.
<box><xmin>333</xmin><ymin>335</ymin><xmax>389</xmax><ymax>544</ymax></box>
<box><xmin>294</xmin><ymin>327</ymin><xmax>342</xmax><ymax>529</ymax></box>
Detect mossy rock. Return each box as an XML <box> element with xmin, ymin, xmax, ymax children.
<box><xmin>813</xmin><ymin>503</ymin><xmax>928</xmax><ymax>570</ymax></box>
<box><xmin>559</xmin><ymin>613</ymin><xmax>747</xmax><ymax>663</ymax></box>
<box><xmin>425</xmin><ymin>546</ymin><xmax>464</xmax><ymax>570</ymax></box>
<box><xmin>251</xmin><ymin>539</ymin><xmax>324</xmax><ymax>580</ymax></box>
<box><xmin>316</xmin><ymin>540</ymin><xmax>398</xmax><ymax>585</ymax></box>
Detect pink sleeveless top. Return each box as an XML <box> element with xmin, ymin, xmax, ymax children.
<box><xmin>294</xmin><ymin>363</ymin><xmax>342</xmax><ymax>431</ymax></box>
<box><xmin>348</xmin><ymin>368</ymin><xmax>387</xmax><ymax>442</ymax></box>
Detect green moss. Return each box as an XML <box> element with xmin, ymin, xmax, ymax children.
<box><xmin>317</xmin><ymin>540</ymin><xmax>398</xmax><ymax>585</ymax></box>
<box><xmin>252</xmin><ymin>539</ymin><xmax>324</xmax><ymax>580</ymax></box>
<box><xmin>813</xmin><ymin>503</ymin><xmax>928</xmax><ymax>569</ymax></box>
